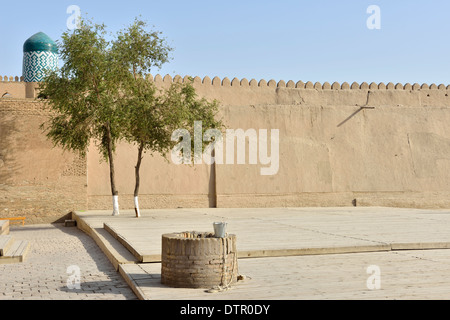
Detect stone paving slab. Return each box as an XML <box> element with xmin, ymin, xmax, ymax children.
<box><xmin>73</xmin><ymin>206</ymin><xmax>450</xmax><ymax>300</ymax></box>
<box><xmin>120</xmin><ymin>249</ymin><xmax>450</xmax><ymax>300</ymax></box>
<box><xmin>4</xmin><ymin>207</ymin><xmax>450</xmax><ymax>300</ymax></box>
<box><xmin>74</xmin><ymin>207</ymin><xmax>450</xmax><ymax>262</ymax></box>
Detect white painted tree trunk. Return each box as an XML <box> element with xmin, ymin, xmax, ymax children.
<box><xmin>112</xmin><ymin>195</ymin><xmax>120</xmax><ymax>216</ymax></box>
<box><xmin>134</xmin><ymin>196</ymin><xmax>141</xmax><ymax>218</ymax></box>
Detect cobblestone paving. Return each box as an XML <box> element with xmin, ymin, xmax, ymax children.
<box><xmin>0</xmin><ymin>224</ymin><xmax>137</xmax><ymax>300</ymax></box>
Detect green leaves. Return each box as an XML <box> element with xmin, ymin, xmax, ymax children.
<box><xmin>39</xmin><ymin>18</ymin><xmax>125</xmax><ymax>161</ymax></box>
<box><xmin>113</xmin><ymin>18</ymin><xmax>223</xmax><ymax>161</ymax></box>
<box><xmin>39</xmin><ymin>15</ymin><xmax>224</xmax><ymax>201</ymax></box>
<box><xmin>112</xmin><ymin>18</ymin><xmax>173</xmax><ymax>78</ymax></box>
<box><xmin>119</xmin><ymin>76</ymin><xmax>223</xmax><ymax>162</ymax></box>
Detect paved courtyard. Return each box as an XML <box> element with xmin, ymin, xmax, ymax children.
<box><xmin>3</xmin><ymin>206</ymin><xmax>450</xmax><ymax>301</ymax></box>
<box><xmin>0</xmin><ymin>223</ymin><xmax>137</xmax><ymax>300</ymax></box>
<box><xmin>122</xmin><ymin>248</ymin><xmax>450</xmax><ymax>300</ymax></box>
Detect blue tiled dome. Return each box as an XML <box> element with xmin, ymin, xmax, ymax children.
<box><xmin>23</xmin><ymin>32</ymin><xmax>58</xmax><ymax>54</ymax></box>
<box><xmin>22</xmin><ymin>32</ymin><xmax>59</xmax><ymax>82</ymax></box>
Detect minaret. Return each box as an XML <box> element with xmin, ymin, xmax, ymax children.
<box><xmin>22</xmin><ymin>32</ymin><xmax>58</xmax><ymax>82</ymax></box>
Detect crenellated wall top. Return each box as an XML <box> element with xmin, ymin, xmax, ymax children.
<box><xmin>133</xmin><ymin>74</ymin><xmax>450</xmax><ymax>91</ymax></box>
<box><xmin>1</xmin><ymin>73</ymin><xmax>450</xmax><ymax>91</ymax></box>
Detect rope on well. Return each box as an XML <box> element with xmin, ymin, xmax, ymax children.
<box><xmin>206</xmin><ymin>235</ymin><xmax>250</xmax><ymax>294</ymax></box>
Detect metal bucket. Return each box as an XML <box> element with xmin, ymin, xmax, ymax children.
<box><xmin>213</xmin><ymin>222</ymin><xmax>227</xmax><ymax>238</ymax></box>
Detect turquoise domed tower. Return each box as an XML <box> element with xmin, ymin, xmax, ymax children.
<box><xmin>22</xmin><ymin>32</ymin><xmax>58</xmax><ymax>82</ymax></box>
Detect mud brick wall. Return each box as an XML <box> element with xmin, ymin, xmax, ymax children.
<box><xmin>3</xmin><ymin>74</ymin><xmax>450</xmax><ymax>222</ymax></box>
<box><xmin>89</xmin><ymin>75</ymin><xmax>450</xmax><ymax>210</ymax></box>
<box><xmin>0</xmin><ymin>99</ymin><xmax>87</xmax><ymax>224</ymax></box>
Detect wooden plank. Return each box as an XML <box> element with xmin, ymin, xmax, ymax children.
<box><xmin>0</xmin><ymin>220</ymin><xmax>8</xmax><ymax>230</ymax></box>
<box><xmin>0</xmin><ymin>235</ymin><xmax>14</xmax><ymax>256</ymax></box>
<box><xmin>0</xmin><ymin>220</ymin><xmax>9</xmax><ymax>235</ymax></box>
<box><xmin>3</xmin><ymin>240</ymin><xmax>21</xmax><ymax>257</ymax></box>
<box><xmin>0</xmin><ymin>255</ymin><xmax>21</xmax><ymax>264</ymax></box>
<box><xmin>0</xmin><ymin>240</ymin><xmax>31</xmax><ymax>263</ymax></box>
<box><xmin>14</xmin><ymin>240</ymin><xmax>31</xmax><ymax>262</ymax></box>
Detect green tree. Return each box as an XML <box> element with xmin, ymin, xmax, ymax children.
<box><xmin>113</xmin><ymin>20</ymin><xmax>223</xmax><ymax>217</ymax></box>
<box><xmin>39</xmin><ymin>18</ymin><xmax>126</xmax><ymax>216</ymax></box>
<box><xmin>40</xmin><ymin>17</ymin><xmax>223</xmax><ymax>218</ymax></box>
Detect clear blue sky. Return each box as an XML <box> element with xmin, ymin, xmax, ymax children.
<box><xmin>1</xmin><ymin>0</ymin><xmax>450</xmax><ymax>85</ymax></box>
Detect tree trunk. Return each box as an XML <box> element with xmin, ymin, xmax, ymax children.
<box><xmin>106</xmin><ymin>124</ymin><xmax>120</xmax><ymax>216</ymax></box>
<box><xmin>134</xmin><ymin>143</ymin><xmax>144</xmax><ymax>218</ymax></box>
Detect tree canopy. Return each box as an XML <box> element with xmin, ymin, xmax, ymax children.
<box><xmin>39</xmin><ymin>16</ymin><xmax>223</xmax><ymax>217</ymax></box>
